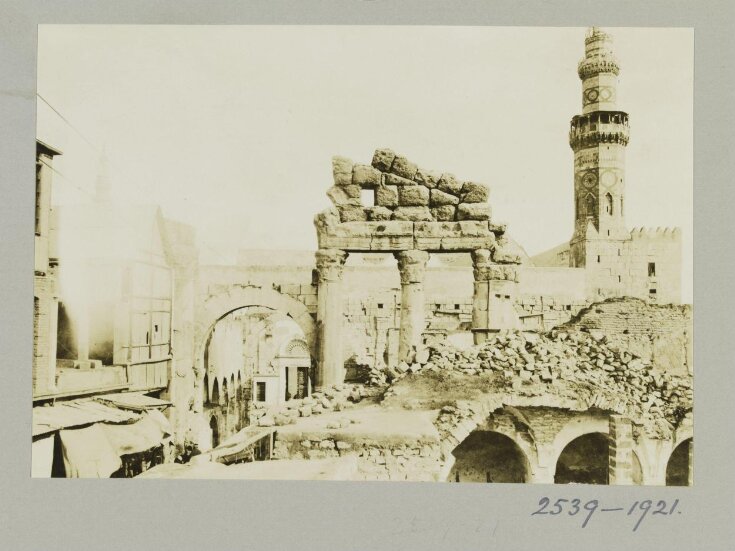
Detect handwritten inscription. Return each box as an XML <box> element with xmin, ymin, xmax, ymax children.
<box><xmin>531</xmin><ymin>497</ymin><xmax>680</xmax><ymax>531</ymax></box>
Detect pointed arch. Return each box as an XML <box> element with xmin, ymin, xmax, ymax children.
<box><xmin>605</xmin><ymin>192</ymin><xmax>614</xmax><ymax>215</ymax></box>
<box><xmin>211</xmin><ymin>378</ymin><xmax>220</xmax><ymax>405</ymax></box>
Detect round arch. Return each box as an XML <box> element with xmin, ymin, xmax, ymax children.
<box><xmin>193</xmin><ymin>286</ymin><xmax>317</xmax><ymax>410</ymax></box>
<box><xmin>548</xmin><ymin>415</ymin><xmax>610</xmax><ymax>469</ymax></box>
<box><xmin>196</xmin><ymin>285</ymin><xmax>316</xmax><ymax>359</ymax></box>
<box><xmin>554</xmin><ymin>431</ymin><xmax>609</xmax><ymax>485</ymax></box>
<box><xmin>449</xmin><ymin>430</ymin><xmax>532</xmax><ymax>483</ymax></box>
<box><xmin>665</xmin><ymin>438</ymin><xmax>692</xmax><ymax>487</ymax></box>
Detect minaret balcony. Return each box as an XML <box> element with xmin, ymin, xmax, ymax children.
<box><xmin>578</xmin><ymin>57</ymin><xmax>620</xmax><ymax>79</ymax></box>
<box><xmin>569</xmin><ymin>111</ymin><xmax>630</xmax><ymax>150</ymax></box>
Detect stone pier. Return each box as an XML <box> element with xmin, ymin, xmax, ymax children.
<box><xmin>395</xmin><ymin>250</ymin><xmax>429</xmax><ymax>363</ymax></box>
<box><xmin>315</xmin><ymin>248</ymin><xmax>347</xmax><ymax>391</ymax></box>
<box><xmin>471</xmin><ymin>249</ymin><xmax>520</xmax><ymax>344</ymax></box>
<box><xmin>608</xmin><ymin>415</ymin><xmax>634</xmax><ymax>485</ymax></box>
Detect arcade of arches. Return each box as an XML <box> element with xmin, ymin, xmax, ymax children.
<box><xmin>442</xmin><ymin>410</ymin><xmax>689</xmax><ymax>486</ymax></box>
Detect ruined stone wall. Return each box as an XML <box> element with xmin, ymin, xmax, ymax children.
<box><xmin>578</xmin><ymin>227</ymin><xmax>682</xmax><ymax>304</ymax></box>
<box><xmin>274</xmin><ymin>437</ymin><xmax>443</xmax><ymax>481</ymax></box>
<box><xmin>559</xmin><ymin>298</ymin><xmax>692</xmax><ymax>376</ymax></box>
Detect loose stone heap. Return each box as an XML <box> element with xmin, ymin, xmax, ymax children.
<box><xmin>327</xmin><ymin>148</ymin><xmax>492</xmax><ymax>223</ymax></box>
<box><xmin>382</xmin><ymin>329</ymin><xmax>692</xmax><ymax>435</ymax></box>
<box><xmin>249</xmin><ymin>383</ymin><xmax>371</xmax><ymax>427</ymax></box>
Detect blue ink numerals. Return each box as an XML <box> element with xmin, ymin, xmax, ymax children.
<box><xmin>532</xmin><ymin>497</ymin><xmax>680</xmax><ymax>531</ymax></box>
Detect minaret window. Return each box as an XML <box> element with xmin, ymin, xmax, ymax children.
<box><xmin>605</xmin><ymin>193</ymin><xmax>613</xmax><ymax>215</ymax></box>
<box><xmin>585</xmin><ymin>194</ymin><xmax>596</xmax><ymax>218</ymax></box>
<box><xmin>620</xmin><ymin>195</ymin><xmax>624</xmax><ymax>215</ymax></box>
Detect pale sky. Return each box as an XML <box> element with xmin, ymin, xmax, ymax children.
<box><xmin>37</xmin><ymin>26</ymin><xmax>693</xmax><ymax>302</ymax></box>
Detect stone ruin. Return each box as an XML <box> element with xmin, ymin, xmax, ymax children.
<box><xmin>325</xmin><ymin>148</ymin><xmax>494</xmax><ymax>224</ymax></box>
<box><xmin>312</xmin><ymin>148</ymin><xmax>525</xmax><ymax>393</ymax></box>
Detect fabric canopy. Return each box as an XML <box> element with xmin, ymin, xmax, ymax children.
<box><xmin>100</xmin><ymin>411</ymin><xmax>172</xmax><ymax>457</ymax></box>
<box><xmin>59</xmin><ymin>424</ymin><xmax>121</xmax><ymax>478</ymax></box>
<box><xmin>31</xmin><ymin>435</ymin><xmax>55</xmax><ymax>478</ymax></box>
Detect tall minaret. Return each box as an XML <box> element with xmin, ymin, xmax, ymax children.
<box><xmin>568</xmin><ymin>27</ymin><xmax>630</xmax><ymax>268</ymax></box>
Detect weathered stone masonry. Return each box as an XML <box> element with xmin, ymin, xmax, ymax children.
<box><xmin>313</xmin><ymin>148</ymin><xmax>524</xmax><ymax>388</ymax></box>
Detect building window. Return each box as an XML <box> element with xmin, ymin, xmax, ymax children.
<box><xmin>620</xmin><ymin>195</ymin><xmax>624</xmax><ymax>215</ymax></box>
<box><xmin>377</xmin><ymin>303</ymin><xmax>384</xmax><ymax>309</ymax></box>
<box><xmin>648</xmin><ymin>262</ymin><xmax>656</xmax><ymax>277</ymax></box>
<box><xmin>649</xmin><ymin>288</ymin><xmax>657</xmax><ymax>295</ymax></box>
<box><xmin>618</xmin><ymin>275</ymin><xmax>621</xmax><ymax>283</ymax></box>
<box><xmin>605</xmin><ymin>192</ymin><xmax>613</xmax><ymax>215</ymax></box>
<box><xmin>256</xmin><ymin>381</ymin><xmax>266</xmax><ymax>402</ymax></box>
<box><xmin>454</xmin><ymin>304</ymin><xmax>460</xmax><ymax>310</ymax></box>
<box><xmin>597</xmin><ymin>255</ymin><xmax>601</xmax><ymax>263</ymax></box>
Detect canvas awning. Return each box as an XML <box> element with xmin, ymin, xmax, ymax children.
<box><xmin>208</xmin><ymin>426</ymin><xmax>275</xmax><ymax>464</ymax></box>
<box><xmin>95</xmin><ymin>392</ymin><xmax>172</xmax><ymax>412</ymax></box>
<box><xmin>31</xmin><ymin>435</ymin><xmax>55</xmax><ymax>478</ymax></box>
<box><xmin>59</xmin><ymin>423</ymin><xmax>122</xmax><ymax>478</ymax></box>
<box><xmin>33</xmin><ymin>400</ymin><xmax>141</xmax><ymax>437</ymax></box>
<box><xmin>100</xmin><ymin>410</ymin><xmax>172</xmax><ymax>457</ymax></box>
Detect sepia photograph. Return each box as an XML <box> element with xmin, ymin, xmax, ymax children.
<box><xmin>32</xmin><ymin>25</ymin><xmax>693</xmax><ymax>484</ymax></box>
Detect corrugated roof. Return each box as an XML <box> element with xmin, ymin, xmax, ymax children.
<box><xmin>95</xmin><ymin>392</ymin><xmax>172</xmax><ymax>412</ymax></box>
<box><xmin>32</xmin><ymin>400</ymin><xmax>141</xmax><ymax>437</ymax></box>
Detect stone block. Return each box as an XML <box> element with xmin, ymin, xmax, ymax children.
<box><xmin>414</xmin><ymin>167</ymin><xmax>441</xmax><ymax>188</ymax></box>
<box><xmin>384</xmin><ymin>173</ymin><xmax>415</xmax><ymax>186</ymax></box>
<box><xmin>332</xmin><ymin>156</ymin><xmax>353</xmax><ymax>186</ymax></box>
<box><xmin>430</xmin><ymin>205</ymin><xmax>456</xmax><ymax>221</ymax></box>
<box><xmin>337</xmin><ymin>206</ymin><xmax>368</xmax><ymax>222</ymax></box>
<box><xmin>430</xmin><ymin>188</ymin><xmax>460</xmax><ymax>207</ymax></box>
<box><xmin>461</xmin><ymin>181</ymin><xmax>489</xmax><ymax>203</ymax></box>
<box><xmin>371</xmin><ymin>148</ymin><xmax>395</xmax><ymax>172</ymax></box>
<box><xmin>437</xmin><ymin>173</ymin><xmax>463</xmax><ymax>196</ymax></box>
<box><xmin>457</xmin><ymin>203</ymin><xmax>491</xmax><ymax>221</ymax></box>
<box><xmin>327</xmin><ymin>185</ymin><xmax>361</xmax><ymax>207</ymax></box>
<box><xmin>366</xmin><ymin>206</ymin><xmax>393</xmax><ymax>221</ymax></box>
<box><xmin>257</xmin><ymin>415</ymin><xmax>275</xmax><ymax>427</ymax></box>
<box><xmin>391</xmin><ymin>156</ymin><xmax>418</xmax><ymax>180</ymax></box>
<box><xmin>492</xmin><ymin>237</ymin><xmax>524</xmax><ymax>264</ymax></box>
<box><xmin>392</xmin><ymin>206</ymin><xmax>433</xmax><ymax>221</ymax></box>
<box><xmin>353</xmin><ymin>164</ymin><xmax>382</xmax><ymax>187</ymax></box>
<box><xmin>375</xmin><ymin>184</ymin><xmax>399</xmax><ymax>207</ymax></box>
<box><xmin>398</xmin><ymin>185</ymin><xmax>430</xmax><ymax>206</ymax></box>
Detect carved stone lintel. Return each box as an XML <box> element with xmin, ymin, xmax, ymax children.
<box><xmin>315</xmin><ymin>249</ymin><xmax>347</xmax><ymax>282</ymax></box>
<box><xmin>395</xmin><ymin>250</ymin><xmax>430</xmax><ymax>284</ymax></box>
<box><xmin>471</xmin><ymin>248</ymin><xmax>519</xmax><ymax>282</ymax></box>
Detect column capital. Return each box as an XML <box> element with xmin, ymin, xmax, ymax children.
<box><xmin>471</xmin><ymin>249</ymin><xmax>519</xmax><ymax>282</ymax></box>
<box><xmin>394</xmin><ymin>250</ymin><xmax>430</xmax><ymax>284</ymax></box>
<box><xmin>315</xmin><ymin>249</ymin><xmax>347</xmax><ymax>282</ymax></box>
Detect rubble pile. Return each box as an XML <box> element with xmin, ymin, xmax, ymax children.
<box><xmin>249</xmin><ymin>383</ymin><xmax>369</xmax><ymax>427</ymax></box>
<box><xmin>383</xmin><ymin>329</ymin><xmax>692</xmax><ymax>432</ymax></box>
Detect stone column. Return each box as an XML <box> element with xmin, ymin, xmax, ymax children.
<box><xmin>608</xmin><ymin>415</ymin><xmax>634</xmax><ymax>485</ymax></box>
<box><xmin>687</xmin><ymin>439</ymin><xmax>694</xmax><ymax>486</ymax></box>
<box><xmin>315</xmin><ymin>249</ymin><xmax>347</xmax><ymax>391</ymax></box>
<box><xmin>471</xmin><ymin>249</ymin><xmax>520</xmax><ymax>345</ymax></box>
<box><xmin>395</xmin><ymin>250</ymin><xmax>430</xmax><ymax>363</ymax></box>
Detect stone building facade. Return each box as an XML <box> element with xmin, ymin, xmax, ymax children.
<box><xmin>33</xmin><ymin>141</ymin><xmax>62</xmax><ymax>398</ymax></box>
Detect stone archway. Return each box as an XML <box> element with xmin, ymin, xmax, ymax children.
<box><xmin>449</xmin><ymin>430</ymin><xmax>531</xmax><ymax>483</ymax></box>
<box><xmin>554</xmin><ymin>432</ymin><xmax>609</xmax><ymax>484</ymax></box>
<box><xmin>193</xmin><ymin>285</ymin><xmax>317</xmax><ymax>410</ymax></box>
<box><xmin>666</xmin><ymin>438</ymin><xmax>692</xmax><ymax>486</ymax></box>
